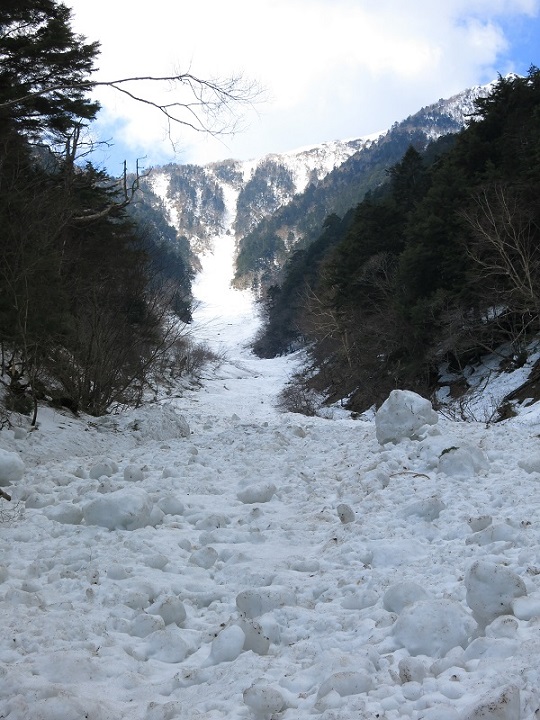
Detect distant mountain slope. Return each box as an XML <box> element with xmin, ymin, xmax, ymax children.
<box><xmin>136</xmin><ymin>81</ymin><xmax>493</xmax><ymax>285</ymax></box>
<box><xmin>234</xmin><ymin>83</ymin><xmax>491</xmax><ymax>290</ymax></box>
<box><xmin>137</xmin><ymin>137</ymin><xmax>375</xmax><ymax>261</ymax></box>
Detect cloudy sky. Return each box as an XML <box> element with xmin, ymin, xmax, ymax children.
<box><xmin>66</xmin><ymin>0</ymin><xmax>540</xmax><ymax>174</ymax></box>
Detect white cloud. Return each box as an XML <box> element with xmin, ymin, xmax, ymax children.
<box><xmin>66</xmin><ymin>0</ymin><xmax>540</xmax><ymax>169</ymax></box>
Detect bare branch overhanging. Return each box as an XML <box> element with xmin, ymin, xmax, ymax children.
<box><xmin>0</xmin><ymin>71</ymin><xmax>264</xmax><ymax>137</ymax></box>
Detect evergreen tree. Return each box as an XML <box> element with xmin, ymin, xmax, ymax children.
<box><xmin>0</xmin><ymin>1</ymin><xmax>100</xmax><ymax>139</ymax></box>
<box><xmin>0</xmin><ymin>1</ymin><xmax>194</xmax><ymax>419</ymax></box>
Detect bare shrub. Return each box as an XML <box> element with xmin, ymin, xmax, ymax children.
<box><xmin>0</xmin><ymin>500</ymin><xmax>23</xmax><ymax>526</ymax></box>
<box><xmin>182</xmin><ymin>340</ymin><xmax>224</xmax><ymax>376</ymax></box>
<box><xmin>156</xmin><ymin>333</ymin><xmax>225</xmax><ymax>387</ymax></box>
<box><xmin>277</xmin><ymin>375</ymin><xmax>321</xmax><ymax>416</ymax></box>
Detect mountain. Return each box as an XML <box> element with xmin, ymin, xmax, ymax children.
<box><xmin>233</xmin><ymin>83</ymin><xmax>492</xmax><ymax>290</ymax></box>
<box><xmin>136</xmin><ymin>81</ymin><xmax>494</xmax><ymax>283</ymax></box>
<box><xmin>260</xmin><ymin>70</ymin><xmax>540</xmax><ymax>415</ymax></box>
<box><xmin>137</xmin><ymin>137</ymin><xmax>376</xmax><ymax>263</ymax></box>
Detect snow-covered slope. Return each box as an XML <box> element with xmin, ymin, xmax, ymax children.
<box><xmin>141</xmin><ymin>81</ymin><xmax>492</xmax><ymax>266</ymax></box>
<box><xmin>405</xmin><ymin>83</ymin><xmax>491</xmax><ymax>140</ymax></box>
<box><xmin>144</xmin><ymin>134</ymin><xmax>376</xmax><ymax>255</ymax></box>
<box><xmin>2</xmin><ymin>230</ymin><xmax>540</xmax><ymax>719</ymax></box>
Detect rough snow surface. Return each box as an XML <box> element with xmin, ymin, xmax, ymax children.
<box><xmin>2</xmin><ymin>234</ymin><xmax>540</xmax><ymax>719</ymax></box>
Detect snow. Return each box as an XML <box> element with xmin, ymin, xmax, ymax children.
<box><xmin>375</xmin><ymin>389</ymin><xmax>439</xmax><ymax>444</ymax></box>
<box><xmin>149</xmin><ymin>172</ymin><xmax>179</xmax><ymax>229</ymax></box>
<box><xmin>0</xmin><ymin>449</ymin><xmax>24</xmax><ymax>486</ymax></box>
<box><xmin>237</xmin><ymin>135</ymin><xmax>379</xmax><ymax>197</ymax></box>
<box><xmin>3</xmin><ymin>233</ymin><xmax>540</xmax><ymax>719</ymax></box>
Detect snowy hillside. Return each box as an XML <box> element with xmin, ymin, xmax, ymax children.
<box><xmin>405</xmin><ymin>83</ymin><xmax>493</xmax><ymax>140</ymax></box>
<box><xmin>143</xmin><ymin>135</ymin><xmax>375</xmax><ymax>256</ymax></box>
<box><xmin>141</xmin><ymin>80</ymin><xmax>493</xmax><ymax>267</ymax></box>
<box><xmin>2</xmin><ymin>232</ymin><xmax>540</xmax><ymax>719</ymax></box>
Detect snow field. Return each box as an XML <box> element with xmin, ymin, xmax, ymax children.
<box><xmin>3</xmin><ymin>390</ymin><xmax>540</xmax><ymax>718</ymax></box>
<box><xmin>2</xmin><ymin>233</ymin><xmax>540</xmax><ymax>718</ymax></box>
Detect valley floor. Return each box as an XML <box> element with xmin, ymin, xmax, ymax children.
<box><xmin>2</xmin><ymin>235</ymin><xmax>540</xmax><ymax>719</ymax></box>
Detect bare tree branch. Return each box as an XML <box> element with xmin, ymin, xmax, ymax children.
<box><xmin>0</xmin><ymin>489</ymin><xmax>11</xmax><ymax>502</ymax></box>
<box><xmin>0</xmin><ymin>71</ymin><xmax>264</xmax><ymax>137</ymax></box>
<box><xmin>73</xmin><ymin>158</ymin><xmax>150</xmax><ymax>223</ymax></box>
<box><xmin>460</xmin><ymin>183</ymin><xmax>540</xmax><ymax>315</ymax></box>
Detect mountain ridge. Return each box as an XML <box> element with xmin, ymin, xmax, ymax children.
<box><xmin>138</xmin><ymin>133</ymin><xmax>377</xmax><ymax>256</ymax></box>
<box><xmin>136</xmin><ymin>80</ymin><xmax>496</xmax><ymax>282</ymax></box>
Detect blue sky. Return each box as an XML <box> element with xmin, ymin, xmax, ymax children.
<box><xmin>498</xmin><ymin>13</ymin><xmax>540</xmax><ymax>73</ymax></box>
<box><xmin>66</xmin><ymin>0</ymin><xmax>540</xmax><ymax>176</ymax></box>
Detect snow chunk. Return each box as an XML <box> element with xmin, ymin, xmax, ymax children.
<box><xmin>465</xmin><ymin>522</ymin><xmax>518</xmax><ymax>546</ymax></box>
<box><xmin>467</xmin><ymin>514</ymin><xmax>492</xmax><ymax>532</ymax></box>
<box><xmin>403</xmin><ymin>496</ymin><xmax>445</xmax><ymax>521</ymax></box>
<box><xmin>44</xmin><ymin>502</ymin><xmax>83</xmax><ymax>525</ymax></box>
<box><xmin>147</xmin><ymin>595</ymin><xmax>187</xmax><ymax>625</ymax></box>
<box><xmin>236</xmin><ymin>587</ymin><xmax>295</xmax><ymax>618</ymax></box>
<box><xmin>0</xmin><ymin>448</ymin><xmax>24</xmax><ymax>486</ymax></box>
<box><xmin>123</xmin><ymin>465</ymin><xmax>145</xmax><ymax>482</ymax></box>
<box><xmin>204</xmin><ymin>625</ymin><xmax>245</xmax><ymax>665</ymax></box>
<box><xmin>143</xmin><ymin>625</ymin><xmax>190</xmax><ymax>663</ymax></box>
<box><xmin>88</xmin><ymin>458</ymin><xmax>118</xmax><ymax>480</ymax></box>
<box><xmin>462</xmin><ymin>685</ymin><xmax>520</xmax><ymax>720</ymax></box>
<box><xmin>131</xmin><ymin>612</ymin><xmax>166</xmax><ymax>638</ymax></box>
<box><xmin>518</xmin><ymin>453</ymin><xmax>540</xmax><ymax>473</ymax></box>
<box><xmin>238</xmin><ymin>618</ymin><xmax>271</xmax><ymax>655</ymax></box>
<box><xmin>158</xmin><ymin>495</ymin><xmax>185</xmax><ymax>516</ymax></box>
<box><xmin>237</xmin><ymin>482</ymin><xmax>276</xmax><ymax>504</ymax></box>
<box><xmin>393</xmin><ymin>599</ymin><xmax>476</xmax><ymax>657</ymax></box>
<box><xmin>107</xmin><ymin>563</ymin><xmax>128</xmax><ymax>580</ymax></box>
<box><xmin>383</xmin><ymin>581</ymin><xmax>430</xmax><ymax>613</ymax></box>
<box><xmin>438</xmin><ymin>444</ymin><xmax>489</xmax><ymax>478</ymax></box>
<box><xmin>195</xmin><ymin>513</ymin><xmax>229</xmax><ymax>530</ymax></box>
<box><xmin>462</xmin><ymin>636</ymin><xmax>518</xmax><ymax>662</ymax></box>
<box><xmin>485</xmin><ymin>615</ymin><xmax>518</xmax><ymax>638</ymax></box>
<box><xmin>83</xmin><ymin>487</ymin><xmax>156</xmax><ymax>530</ymax></box>
<box><xmin>127</xmin><ymin>404</ymin><xmax>190</xmax><ymax>440</ymax></box>
<box><xmin>317</xmin><ymin>670</ymin><xmax>372</xmax><ymax>698</ymax></box>
<box><xmin>243</xmin><ymin>685</ymin><xmax>285</xmax><ymax>717</ymax></box>
<box><xmin>398</xmin><ymin>657</ymin><xmax>427</xmax><ymax>684</ymax></box>
<box><xmin>398</xmin><ymin>657</ymin><xmax>427</xmax><ymax>683</ymax></box>
<box><xmin>337</xmin><ymin>503</ymin><xmax>355</xmax><ymax>523</ymax></box>
<box><xmin>189</xmin><ymin>546</ymin><xmax>218</xmax><ymax>569</ymax></box>
<box><xmin>375</xmin><ymin>390</ymin><xmax>438</xmax><ymax>444</ymax></box>
<box><xmin>511</xmin><ymin>594</ymin><xmax>540</xmax><ymax>621</ymax></box>
<box><xmin>465</xmin><ymin>560</ymin><xmax>527</xmax><ymax>627</ymax></box>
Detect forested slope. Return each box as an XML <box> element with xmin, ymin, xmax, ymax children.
<box><xmin>257</xmin><ymin>69</ymin><xmax>540</xmax><ymax>414</ymax></box>
<box><xmin>0</xmin><ymin>2</ymin><xmax>192</xmax><ymax>421</ymax></box>
<box><xmin>234</xmin><ymin>85</ymin><xmax>487</xmax><ymax>291</ymax></box>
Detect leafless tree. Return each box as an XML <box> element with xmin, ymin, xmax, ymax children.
<box><xmin>461</xmin><ymin>183</ymin><xmax>540</xmax><ymax>316</ymax></box>
<box><xmin>0</xmin><ymin>70</ymin><xmax>263</xmax><ymax>145</ymax></box>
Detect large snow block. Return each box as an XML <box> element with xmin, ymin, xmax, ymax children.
<box><xmin>237</xmin><ymin>482</ymin><xmax>276</xmax><ymax>504</ymax></box>
<box><xmin>462</xmin><ymin>685</ymin><xmax>520</xmax><ymax>720</ymax></box>
<box><xmin>127</xmin><ymin>405</ymin><xmax>190</xmax><ymax>441</ymax></box>
<box><xmin>392</xmin><ymin>599</ymin><xmax>476</xmax><ymax>657</ymax></box>
<box><xmin>375</xmin><ymin>389</ymin><xmax>438</xmax><ymax>444</ymax></box>
<box><xmin>0</xmin><ymin>448</ymin><xmax>25</xmax><ymax>487</ymax></box>
<box><xmin>236</xmin><ymin>587</ymin><xmax>295</xmax><ymax>618</ymax></box>
<box><xmin>83</xmin><ymin>487</ymin><xmax>156</xmax><ymax>530</ymax></box>
<box><xmin>465</xmin><ymin>560</ymin><xmax>527</xmax><ymax>628</ymax></box>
